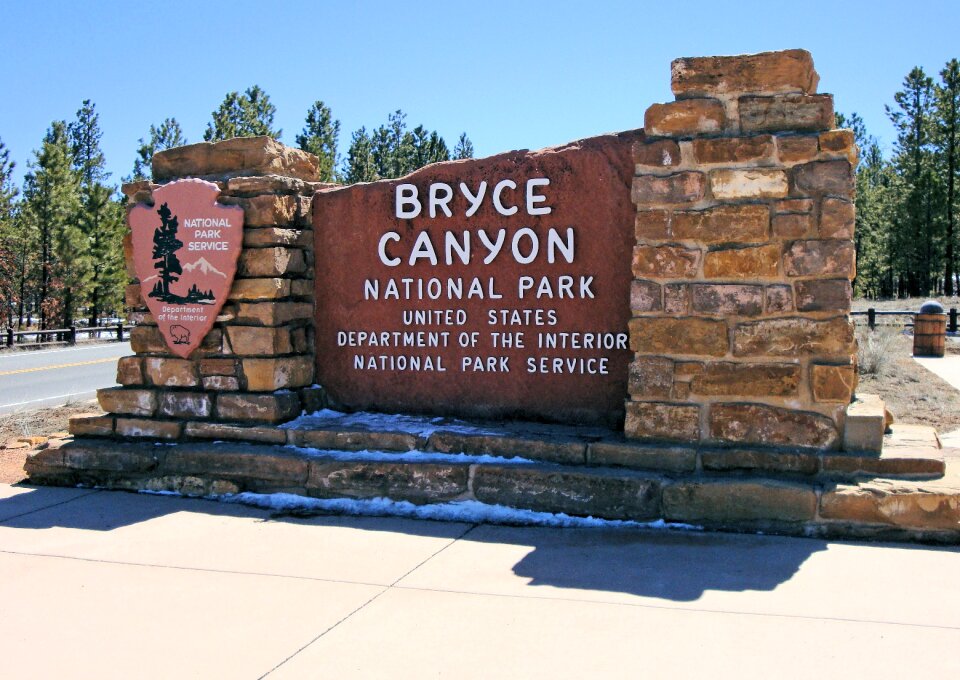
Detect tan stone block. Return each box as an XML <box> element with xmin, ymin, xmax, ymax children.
<box><xmin>733</xmin><ymin>316</ymin><xmax>854</xmax><ymax>357</ymax></box>
<box><xmin>309</xmin><ymin>461</ymin><xmax>468</xmax><ymax>505</ymax></box>
<box><xmin>644</xmin><ymin>99</ymin><xmax>725</xmax><ymax>137</ymax></box>
<box><xmin>690</xmin><ymin>362</ymin><xmax>801</xmax><ymax>397</ymax></box>
<box><xmin>234</xmin><ymin>194</ymin><xmax>298</xmax><ymax>227</ymax></box>
<box><xmin>152</xmin><ymin>137</ymin><xmax>319</xmax><ymax>182</ymax></box>
<box><xmin>663</xmin><ymin>479</ymin><xmax>817</xmax><ymax>522</ymax></box>
<box><xmin>144</xmin><ymin>357</ymin><xmax>200</xmax><ymax>387</ymax></box>
<box><xmin>672</xmin><ymin>204</ymin><xmax>769</xmax><ymax>243</ymax></box>
<box><xmin>630</xmin><ymin>280</ymin><xmax>662</xmax><ymax>313</ymax></box>
<box><xmin>671</xmin><ymin>49</ymin><xmax>819</xmax><ymax>98</ymax></box>
<box><xmin>709</xmin><ymin>403</ymin><xmax>839</xmax><ymax>448</ymax></box>
<box><xmin>291</xmin><ymin>279</ymin><xmax>314</xmax><ymax>297</ymax></box>
<box><xmin>625</xmin><ymin>401</ymin><xmax>700</xmax><ymax>442</ymax></box>
<box><xmin>794</xmin><ymin>279</ymin><xmax>852</xmax><ymax>312</ymax></box>
<box><xmin>709</xmin><ymin>168</ymin><xmax>788</xmax><ymax>199</ymax></box>
<box><xmin>122</xmin><ymin>232</ymin><xmax>136</xmax><ymax>279</ymax></box>
<box><xmin>633</xmin><ymin>139</ymin><xmax>682</xmax><ymax>168</ymax></box>
<box><xmin>241</xmin><ymin>356</ymin><xmax>314</xmax><ymax>391</ymax></box>
<box><xmin>115</xmin><ymin>417</ymin><xmax>182</xmax><ymax>440</ymax></box>
<box><xmin>632</xmin><ymin>245</ymin><xmax>700</xmax><ymax>279</ymax></box>
<box><xmin>775</xmin><ymin>198</ymin><xmax>814</xmax><ymax>213</ymax></box>
<box><xmin>772</xmin><ymin>213</ymin><xmax>813</xmax><ymax>239</ymax></box>
<box><xmin>202</xmin><ymin>375</ymin><xmax>240</xmax><ymax>391</ymax></box>
<box><xmin>692</xmin><ymin>135</ymin><xmax>775</xmax><ymax>164</ymax></box>
<box><xmin>125</xmin><ymin>283</ymin><xmax>144</xmax><ymax>309</ymax></box>
<box><xmin>130</xmin><ymin>325</ymin><xmax>167</xmax><ymax>354</ymax></box>
<box><xmin>703</xmin><ymin>245</ymin><xmax>780</xmax><ymax>279</ymax></box>
<box><xmin>792</xmin><ymin>159</ymin><xmax>854</xmax><ymax>195</ymax></box>
<box><xmin>121</xmin><ymin>179</ymin><xmax>156</xmax><ymax>200</ymax></box>
<box><xmin>764</xmin><ymin>285</ymin><xmax>794</xmax><ymax>313</ymax></box>
<box><xmin>690</xmin><ymin>283</ymin><xmax>763</xmax><ymax>316</ymax></box>
<box><xmin>588</xmin><ymin>441</ymin><xmax>697</xmax><ymax>473</ymax></box>
<box><xmin>629</xmin><ymin>317</ymin><xmax>729</xmax><ymax>356</ymax></box>
<box><xmin>701</xmin><ymin>448</ymin><xmax>818</xmax><ymax>475</ymax></box>
<box><xmin>292</xmin><ymin>429</ymin><xmax>419</xmax><ymax>452</ymax></box>
<box><xmin>820</xmin><ymin>198</ymin><xmax>855</xmax><ymax>239</ymax></box>
<box><xmin>818</xmin><ymin>129</ymin><xmax>858</xmax><ymax>164</ymax></box>
<box><xmin>165</xmin><ymin>446</ymin><xmax>309</xmax><ymax>486</ymax></box>
<box><xmin>243</xmin><ymin>227</ymin><xmax>312</xmax><ymax>248</ymax></box>
<box><xmin>225</xmin><ymin>174</ymin><xmax>307</xmax><ymax>195</ymax></box>
<box><xmin>291</xmin><ymin>327</ymin><xmax>312</xmax><ymax>354</ymax></box>
<box><xmin>215</xmin><ymin>392</ymin><xmax>300</xmax><ymax>423</ymax></box>
<box><xmin>812</xmin><ymin>364</ymin><xmax>856</xmax><ymax>402</ymax></box>
<box><xmin>628</xmin><ymin>356</ymin><xmax>674</xmax><ymax>398</ymax></box>
<box><xmin>635</xmin><ymin>210</ymin><xmax>670</xmax><ymax>240</ymax></box>
<box><xmin>783</xmin><ymin>240</ymin><xmax>855</xmax><ymax>277</ymax></box>
<box><xmin>199</xmin><ymin>358</ymin><xmax>237</xmax><ymax>376</ymax></box>
<box><xmin>116</xmin><ymin>356</ymin><xmax>144</xmax><ymax>386</ymax></box>
<box><xmin>184</xmin><ymin>421</ymin><xmax>287</xmax><ymax>445</ymax></box>
<box><xmin>159</xmin><ymin>392</ymin><xmax>213</xmax><ymax>419</ymax></box>
<box><xmin>68</xmin><ymin>415</ymin><xmax>115</xmax><ymax>437</ymax></box>
<box><xmin>820</xmin><ymin>482</ymin><xmax>960</xmax><ymax>530</ymax></box>
<box><xmin>238</xmin><ymin>247</ymin><xmax>306</xmax><ymax>278</ymax></box>
<box><xmin>739</xmin><ymin>94</ymin><xmax>834</xmax><ymax>133</ymax></box>
<box><xmin>663</xmin><ymin>284</ymin><xmax>690</xmax><ymax>314</ymax></box>
<box><xmin>632</xmin><ymin>172</ymin><xmax>706</xmax><ymax>205</ymax></box>
<box><xmin>226</xmin><ymin>326</ymin><xmax>293</xmax><ymax>356</ymax></box>
<box><xmin>426</xmin><ymin>432</ymin><xmax>585</xmax><ymax>465</ymax></box>
<box><xmin>843</xmin><ymin>394</ymin><xmax>886</xmax><ymax>453</ymax></box>
<box><xmin>234</xmin><ymin>301</ymin><xmax>313</xmax><ymax>326</ymax></box>
<box><xmin>97</xmin><ymin>387</ymin><xmax>157</xmax><ymax>416</ymax></box>
<box><xmin>228</xmin><ymin>278</ymin><xmax>292</xmax><ymax>301</ymax></box>
<box><xmin>777</xmin><ymin>135</ymin><xmax>820</xmax><ymax>163</ymax></box>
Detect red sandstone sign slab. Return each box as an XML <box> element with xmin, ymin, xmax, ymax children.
<box><xmin>314</xmin><ymin>132</ymin><xmax>641</xmax><ymax>426</ymax></box>
<box><xmin>129</xmin><ymin>179</ymin><xmax>243</xmax><ymax>358</ymax></box>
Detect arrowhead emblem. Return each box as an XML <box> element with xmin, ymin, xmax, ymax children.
<box><xmin>129</xmin><ymin>179</ymin><xmax>243</xmax><ymax>358</ymax></box>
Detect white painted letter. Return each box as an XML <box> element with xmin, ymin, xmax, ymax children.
<box><xmin>378</xmin><ymin>232</ymin><xmax>401</xmax><ymax>267</ymax></box>
<box><xmin>396</xmin><ymin>184</ymin><xmax>421</xmax><ymax>218</ymax></box>
<box><xmin>526</xmin><ymin>178</ymin><xmax>551</xmax><ymax>215</ymax></box>
<box><xmin>445</xmin><ymin>231</ymin><xmax>470</xmax><ymax>265</ymax></box>
<box><xmin>409</xmin><ymin>231</ymin><xmax>438</xmax><ymax>266</ymax></box>
<box><xmin>546</xmin><ymin>228</ymin><xmax>575</xmax><ymax>264</ymax></box>
<box><xmin>478</xmin><ymin>229</ymin><xmax>506</xmax><ymax>264</ymax></box>
<box><xmin>460</xmin><ymin>181</ymin><xmax>487</xmax><ymax>217</ymax></box>
<box><xmin>511</xmin><ymin>228</ymin><xmax>539</xmax><ymax>264</ymax></box>
<box><xmin>429</xmin><ymin>183</ymin><xmax>454</xmax><ymax>218</ymax></box>
<box><xmin>492</xmin><ymin>179</ymin><xmax>518</xmax><ymax>216</ymax></box>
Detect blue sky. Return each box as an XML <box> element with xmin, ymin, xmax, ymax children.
<box><xmin>1</xmin><ymin>0</ymin><xmax>958</xmax><ymax>188</ymax></box>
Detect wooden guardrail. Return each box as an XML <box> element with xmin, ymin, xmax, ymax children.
<box><xmin>851</xmin><ymin>307</ymin><xmax>959</xmax><ymax>332</ymax></box>
<box><xmin>2</xmin><ymin>323</ymin><xmax>132</xmax><ymax>348</ymax></box>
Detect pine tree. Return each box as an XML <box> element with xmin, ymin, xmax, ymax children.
<box><xmin>0</xmin><ymin>138</ymin><xmax>20</xmax><ymax>327</ymax></box>
<box><xmin>936</xmin><ymin>59</ymin><xmax>960</xmax><ymax>296</ymax></box>
<box><xmin>343</xmin><ymin>127</ymin><xmax>378</xmax><ymax>183</ymax></box>
<box><xmin>203</xmin><ymin>86</ymin><xmax>280</xmax><ymax>142</ymax></box>
<box><xmin>131</xmin><ymin>118</ymin><xmax>186</xmax><ymax>181</ymax></box>
<box><xmin>296</xmin><ymin>101</ymin><xmax>340</xmax><ymax>182</ymax></box>
<box><xmin>22</xmin><ymin>122</ymin><xmax>83</xmax><ymax>329</ymax></box>
<box><xmin>150</xmin><ymin>202</ymin><xmax>183</xmax><ymax>299</ymax></box>
<box><xmin>453</xmin><ymin>133</ymin><xmax>474</xmax><ymax>159</ymax></box>
<box><xmin>68</xmin><ymin>100</ymin><xmax>108</xmax><ymax>189</ymax></box>
<box><xmin>887</xmin><ymin>67</ymin><xmax>940</xmax><ymax>296</ymax></box>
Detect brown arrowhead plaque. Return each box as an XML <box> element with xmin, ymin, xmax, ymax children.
<box><xmin>129</xmin><ymin>179</ymin><xmax>243</xmax><ymax>358</ymax></box>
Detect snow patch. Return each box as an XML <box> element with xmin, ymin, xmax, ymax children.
<box><xmin>281</xmin><ymin>408</ymin><xmax>502</xmax><ymax>437</ymax></box>
<box><xmin>286</xmin><ymin>445</ymin><xmax>535</xmax><ymax>466</ymax></box>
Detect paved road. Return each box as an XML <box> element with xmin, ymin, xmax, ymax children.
<box><xmin>0</xmin><ymin>342</ymin><xmax>130</xmax><ymax>415</ymax></box>
<box><xmin>0</xmin><ymin>485</ymin><xmax>957</xmax><ymax>678</ymax></box>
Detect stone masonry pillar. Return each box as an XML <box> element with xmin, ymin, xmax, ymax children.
<box><xmin>72</xmin><ymin>137</ymin><xmax>331</xmax><ymax>441</ymax></box>
<box><xmin>627</xmin><ymin>50</ymin><xmax>858</xmax><ymax>450</ymax></box>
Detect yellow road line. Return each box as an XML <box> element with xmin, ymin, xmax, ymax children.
<box><xmin>0</xmin><ymin>357</ymin><xmax>117</xmax><ymax>377</ymax></box>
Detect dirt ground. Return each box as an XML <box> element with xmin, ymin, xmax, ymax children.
<box><xmin>0</xmin><ymin>399</ymin><xmax>101</xmax><ymax>484</ymax></box>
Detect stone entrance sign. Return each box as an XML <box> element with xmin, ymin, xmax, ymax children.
<box><xmin>314</xmin><ymin>133</ymin><xmax>641</xmax><ymax>426</ymax></box>
<box><xmin>129</xmin><ymin>179</ymin><xmax>244</xmax><ymax>358</ymax></box>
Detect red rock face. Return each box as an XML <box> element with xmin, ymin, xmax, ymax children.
<box><xmin>313</xmin><ymin>131</ymin><xmax>642</xmax><ymax>427</ymax></box>
<box><xmin>129</xmin><ymin>179</ymin><xmax>243</xmax><ymax>358</ymax></box>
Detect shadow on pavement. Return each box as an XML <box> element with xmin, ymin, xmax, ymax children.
<box><xmin>3</xmin><ymin>483</ymin><xmax>954</xmax><ymax>603</ymax></box>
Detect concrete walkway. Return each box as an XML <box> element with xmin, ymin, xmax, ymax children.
<box><xmin>914</xmin><ymin>354</ymin><xmax>960</xmax><ymax>447</ymax></box>
<box><xmin>0</xmin><ymin>483</ymin><xmax>958</xmax><ymax>678</ymax></box>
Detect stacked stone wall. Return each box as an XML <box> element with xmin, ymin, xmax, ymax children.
<box><xmin>627</xmin><ymin>50</ymin><xmax>858</xmax><ymax>450</ymax></box>
<box><xmin>79</xmin><ymin>138</ymin><xmax>331</xmax><ymax>440</ymax></box>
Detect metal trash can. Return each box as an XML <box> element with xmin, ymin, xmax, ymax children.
<box><xmin>914</xmin><ymin>300</ymin><xmax>946</xmax><ymax>357</ymax></box>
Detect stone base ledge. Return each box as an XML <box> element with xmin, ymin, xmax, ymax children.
<box><xmin>68</xmin><ymin>413</ymin><xmax>945</xmax><ymax>482</ymax></box>
<box><xmin>23</xmin><ymin>438</ymin><xmax>960</xmax><ymax>545</ymax></box>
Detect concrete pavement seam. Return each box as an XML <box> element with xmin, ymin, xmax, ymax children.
<box><xmin>387</xmin><ymin>582</ymin><xmax>960</xmax><ymax>632</ymax></box>
<box><xmin>258</xmin><ymin>523</ymin><xmax>481</xmax><ymax>679</ymax></box>
<box><xmin>0</xmin><ymin>489</ymin><xmax>102</xmax><ymax>524</ymax></box>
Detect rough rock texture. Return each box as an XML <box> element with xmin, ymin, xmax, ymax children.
<box><xmin>153</xmin><ymin>137</ymin><xmax>320</xmax><ymax>182</ymax></box>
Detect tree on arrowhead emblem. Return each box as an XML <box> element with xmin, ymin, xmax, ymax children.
<box><xmin>150</xmin><ymin>202</ymin><xmax>183</xmax><ymax>301</ymax></box>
